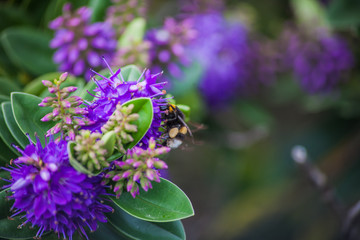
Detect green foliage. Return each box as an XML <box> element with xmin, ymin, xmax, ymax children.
<box><xmin>327</xmin><ymin>0</ymin><xmax>360</xmax><ymax>28</ymax></box>
<box><xmin>119</xmin><ymin>18</ymin><xmax>147</xmax><ymax>48</ymax></box>
<box><xmin>0</xmin><ymin>189</ymin><xmax>39</xmax><ymax>239</ymax></box>
<box><xmin>0</xmin><ymin>105</ymin><xmax>20</xmax><ymax>156</ymax></box>
<box><xmin>121</xmin><ymin>97</ymin><xmax>154</xmax><ymax>149</ymax></box>
<box><xmin>0</xmin><ymin>77</ymin><xmax>20</xmax><ymax>96</ymax></box>
<box><xmin>89</xmin><ymin>0</ymin><xmax>112</xmax><ymax>22</ymax></box>
<box><xmin>11</xmin><ymin>92</ymin><xmax>54</xmax><ymax>146</ymax></box>
<box><xmin>102</xmin><ymin>131</ymin><xmax>116</xmax><ymax>157</ymax></box>
<box><xmin>110</xmin><ymin>178</ymin><xmax>194</xmax><ymax>222</ymax></box>
<box><xmin>121</xmin><ymin>64</ymin><xmax>142</xmax><ymax>82</ymax></box>
<box><xmin>0</xmin><ymin>27</ymin><xmax>56</xmax><ymax>75</ymax></box>
<box><xmin>1</xmin><ymin>102</ymin><xmax>28</xmax><ymax>148</ymax></box>
<box><xmin>107</xmin><ymin>202</ymin><xmax>186</xmax><ymax>240</ymax></box>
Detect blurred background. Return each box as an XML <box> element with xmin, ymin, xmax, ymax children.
<box><xmin>1</xmin><ymin>0</ymin><xmax>360</xmax><ymax>239</ymax></box>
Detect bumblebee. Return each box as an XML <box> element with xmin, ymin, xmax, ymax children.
<box><xmin>160</xmin><ymin>104</ymin><xmax>192</xmax><ymax>148</ymax></box>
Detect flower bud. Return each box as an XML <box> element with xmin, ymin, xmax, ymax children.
<box><xmin>59</xmin><ymin>72</ymin><xmax>69</xmax><ymax>82</ymax></box>
<box><xmin>42</xmin><ymin>80</ymin><xmax>53</xmax><ymax>87</ymax></box>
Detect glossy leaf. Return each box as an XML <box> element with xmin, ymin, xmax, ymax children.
<box><xmin>119</xmin><ymin>18</ymin><xmax>146</xmax><ymax>48</ymax></box>
<box><xmin>68</xmin><ymin>141</ymin><xmax>101</xmax><ymax>176</ymax></box>
<box><xmin>121</xmin><ymin>65</ymin><xmax>142</xmax><ymax>83</ymax></box>
<box><xmin>0</xmin><ymin>27</ymin><xmax>56</xmax><ymax>75</ymax></box>
<box><xmin>2</xmin><ymin>102</ymin><xmax>28</xmax><ymax>148</ymax></box>
<box><xmin>0</xmin><ymin>106</ymin><xmax>20</xmax><ymax>156</ymax></box>
<box><xmin>110</xmin><ymin>178</ymin><xmax>194</xmax><ymax>222</ymax></box>
<box><xmin>87</xmin><ymin>222</ymin><xmax>128</xmax><ymax>240</ymax></box>
<box><xmin>106</xmin><ymin>151</ymin><xmax>123</xmax><ymax>162</ymax></box>
<box><xmin>122</xmin><ymin>97</ymin><xmax>153</xmax><ymax>150</ymax></box>
<box><xmin>102</xmin><ymin>131</ymin><xmax>116</xmax><ymax>157</ymax></box>
<box><xmin>11</xmin><ymin>92</ymin><xmax>54</xmax><ymax>147</ymax></box>
<box><xmin>108</xmin><ymin>202</ymin><xmax>186</xmax><ymax>240</ymax></box>
<box><xmin>0</xmin><ymin>188</ymin><xmax>39</xmax><ymax>239</ymax></box>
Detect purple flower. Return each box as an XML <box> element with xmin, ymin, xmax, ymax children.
<box><xmin>49</xmin><ymin>4</ymin><xmax>117</xmax><ymax>78</ymax></box>
<box><xmin>3</xmin><ymin>135</ymin><xmax>112</xmax><ymax>239</ymax></box>
<box><xmin>82</xmin><ymin>61</ymin><xmax>168</xmax><ymax>148</ymax></box>
<box><xmin>146</xmin><ymin>17</ymin><xmax>197</xmax><ymax>80</ymax></box>
<box><xmin>189</xmin><ymin>13</ymin><xmax>252</xmax><ymax>107</ymax></box>
<box><xmin>283</xmin><ymin>28</ymin><xmax>354</xmax><ymax>93</ymax></box>
<box><xmin>105</xmin><ymin>138</ymin><xmax>169</xmax><ymax>198</ymax></box>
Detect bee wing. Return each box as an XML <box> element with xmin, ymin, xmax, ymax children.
<box><xmin>178</xmin><ymin>116</ymin><xmax>193</xmax><ymax>137</ymax></box>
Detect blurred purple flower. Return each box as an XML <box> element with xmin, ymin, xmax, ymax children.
<box><xmin>82</xmin><ymin>61</ymin><xmax>168</xmax><ymax>148</ymax></box>
<box><xmin>189</xmin><ymin>13</ymin><xmax>253</xmax><ymax>108</ymax></box>
<box><xmin>284</xmin><ymin>28</ymin><xmax>354</xmax><ymax>93</ymax></box>
<box><xmin>49</xmin><ymin>4</ymin><xmax>117</xmax><ymax>78</ymax></box>
<box><xmin>3</xmin><ymin>136</ymin><xmax>111</xmax><ymax>239</ymax></box>
<box><xmin>146</xmin><ymin>17</ymin><xmax>197</xmax><ymax>80</ymax></box>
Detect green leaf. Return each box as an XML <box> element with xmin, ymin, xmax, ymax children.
<box><xmin>119</xmin><ymin>18</ymin><xmax>146</xmax><ymax>48</ymax></box>
<box><xmin>108</xmin><ymin>202</ymin><xmax>186</xmax><ymax>240</ymax></box>
<box><xmin>0</xmin><ymin>77</ymin><xmax>21</xmax><ymax>96</ymax></box>
<box><xmin>68</xmin><ymin>141</ymin><xmax>101</xmax><ymax>176</ymax></box>
<box><xmin>11</xmin><ymin>92</ymin><xmax>54</xmax><ymax>146</ymax></box>
<box><xmin>106</xmin><ymin>151</ymin><xmax>123</xmax><ymax>162</ymax></box>
<box><xmin>89</xmin><ymin>0</ymin><xmax>112</xmax><ymax>22</ymax></box>
<box><xmin>1</xmin><ymin>27</ymin><xmax>56</xmax><ymax>75</ymax></box>
<box><xmin>121</xmin><ymin>65</ymin><xmax>142</xmax><ymax>82</ymax></box>
<box><xmin>2</xmin><ymin>102</ymin><xmax>28</xmax><ymax>148</ymax></box>
<box><xmin>0</xmin><ymin>105</ymin><xmax>20</xmax><ymax>156</ymax></box>
<box><xmin>0</xmin><ymin>188</ymin><xmax>39</xmax><ymax>239</ymax></box>
<box><xmin>327</xmin><ymin>0</ymin><xmax>360</xmax><ymax>28</ymax></box>
<box><xmin>88</xmin><ymin>222</ymin><xmax>128</xmax><ymax>240</ymax></box>
<box><xmin>110</xmin><ymin>178</ymin><xmax>194</xmax><ymax>222</ymax></box>
<box><xmin>102</xmin><ymin>131</ymin><xmax>116</xmax><ymax>157</ymax></box>
<box><xmin>122</xmin><ymin>97</ymin><xmax>153</xmax><ymax>150</ymax></box>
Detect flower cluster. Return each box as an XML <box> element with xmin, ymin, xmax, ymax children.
<box><xmin>74</xmin><ymin>130</ymin><xmax>109</xmax><ymax>172</ymax></box>
<box><xmin>104</xmin><ymin>138</ymin><xmax>169</xmax><ymax>198</ymax></box>
<box><xmin>106</xmin><ymin>0</ymin><xmax>147</xmax><ymax>37</ymax></box>
<box><xmin>282</xmin><ymin>28</ymin><xmax>354</xmax><ymax>93</ymax></box>
<box><xmin>39</xmin><ymin>72</ymin><xmax>91</xmax><ymax>139</ymax></box>
<box><xmin>3</xmin><ymin>58</ymin><xmax>189</xmax><ymax>239</ymax></box>
<box><xmin>82</xmin><ymin>62</ymin><xmax>168</xmax><ymax>148</ymax></box>
<box><xmin>146</xmin><ymin>17</ymin><xmax>197</xmax><ymax>79</ymax></box>
<box><xmin>49</xmin><ymin>4</ymin><xmax>116</xmax><ymax>78</ymax></box>
<box><xmin>101</xmin><ymin>103</ymin><xmax>139</xmax><ymax>153</ymax></box>
<box><xmin>3</xmin><ymin>136</ymin><xmax>112</xmax><ymax>239</ymax></box>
